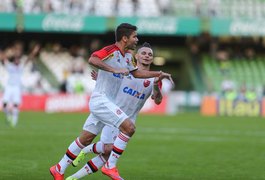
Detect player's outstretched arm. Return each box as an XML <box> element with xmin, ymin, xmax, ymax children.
<box><xmin>132</xmin><ymin>69</ymin><xmax>174</xmax><ymax>85</ymax></box>
<box><xmin>25</xmin><ymin>44</ymin><xmax>41</xmax><ymax>65</ymax></box>
<box><xmin>152</xmin><ymin>78</ymin><xmax>163</xmax><ymax>105</ymax></box>
<box><xmin>88</xmin><ymin>56</ymin><xmax>129</xmax><ymax>75</ymax></box>
<box><xmin>131</xmin><ymin>69</ymin><xmax>161</xmax><ymax>78</ymax></box>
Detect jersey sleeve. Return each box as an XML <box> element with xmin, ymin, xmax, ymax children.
<box><xmin>91</xmin><ymin>44</ymin><xmax>116</xmax><ymax>60</ymax></box>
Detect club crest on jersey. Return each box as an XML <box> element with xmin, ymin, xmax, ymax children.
<box><xmin>117</xmin><ymin>58</ymin><xmax>120</xmax><ymax>63</ymax></box>
<box><xmin>123</xmin><ymin>87</ymin><xmax>145</xmax><ymax>99</ymax></box>
<box><xmin>126</xmin><ymin>58</ymin><xmax>130</xmax><ymax>65</ymax></box>
<box><xmin>143</xmin><ymin>80</ymin><xmax>151</xmax><ymax>87</ymax></box>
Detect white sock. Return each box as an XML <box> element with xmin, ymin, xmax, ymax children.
<box><xmin>3</xmin><ymin>106</ymin><xmax>11</xmax><ymax>119</ymax></box>
<box><xmin>57</xmin><ymin>138</ymin><xmax>85</xmax><ymax>174</ymax></box>
<box><xmin>12</xmin><ymin>107</ymin><xmax>19</xmax><ymax>126</ymax></box>
<box><xmin>106</xmin><ymin>132</ymin><xmax>130</xmax><ymax>168</ymax></box>
<box><xmin>82</xmin><ymin>141</ymin><xmax>104</xmax><ymax>154</ymax></box>
<box><xmin>71</xmin><ymin>155</ymin><xmax>106</xmax><ymax>179</ymax></box>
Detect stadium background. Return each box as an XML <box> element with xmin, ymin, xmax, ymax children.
<box><xmin>1</xmin><ymin>0</ymin><xmax>265</xmax><ymax>180</ymax></box>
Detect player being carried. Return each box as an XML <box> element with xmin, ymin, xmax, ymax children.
<box><xmin>66</xmin><ymin>42</ymin><xmax>163</xmax><ymax>179</ymax></box>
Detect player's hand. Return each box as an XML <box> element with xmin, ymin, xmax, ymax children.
<box><xmin>91</xmin><ymin>70</ymin><xmax>98</xmax><ymax>80</ymax></box>
<box><xmin>154</xmin><ymin>77</ymin><xmax>160</xmax><ymax>84</ymax></box>
<box><xmin>158</xmin><ymin>72</ymin><xmax>174</xmax><ymax>85</ymax></box>
<box><xmin>114</xmin><ymin>68</ymin><xmax>129</xmax><ymax>76</ymax></box>
<box><xmin>30</xmin><ymin>44</ymin><xmax>41</xmax><ymax>57</ymax></box>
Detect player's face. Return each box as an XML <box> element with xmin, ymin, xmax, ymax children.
<box><xmin>137</xmin><ymin>47</ymin><xmax>153</xmax><ymax>65</ymax></box>
<box><xmin>126</xmin><ymin>31</ymin><xmax>138</xmax><ymax>50</ymax></box>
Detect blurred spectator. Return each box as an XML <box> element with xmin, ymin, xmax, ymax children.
<box><xmin>131</xmin><ymin>0</ymin><xmax>139</xmax><ymax>13</ymax></box>
<box><xmin>157</xmin><ymin>0</ymin><xmax>171</xmax><ymax>15</ymax></box>
<box><xmin>238</xmin><ymin>83</ymin><xmax>247</xmax><ymax>100</ymax></box>
<box><xmin>245</xmin><ymin>87</ymin><xmax>258</xmax><ymax>101</ymax></box>
<box><xmin>216</xmin><ymin>49</ymin><xmax>231</xmax><ymax>75</ymax></box>
<box><xmin>194</xmin><ymin>0</ymin><xmax>202</xmax><ymax>16</ymax></box>
<box><xmin>244</xmin><ymin>48</ymin><xmax>255</xmax><ymax>60</ymax></box>
<box><xmin>208</xmin><ymin>0</ymin><xmax>220</xmax><ymax>16</ymax></box>
<box><xmin>60</xmin><ymin>69</ymin><xmax>69</xmax><ymax>93</ymax></box>
<box><xmin>221</xmin><ymin>76</ymin><xmax>236</xmax><ymax>96</ymax></box>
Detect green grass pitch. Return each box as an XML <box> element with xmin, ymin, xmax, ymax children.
<box><xmin>1</xmin><ymin>112</ymin><xmax>265</xmax><ymax>180</ymax></box>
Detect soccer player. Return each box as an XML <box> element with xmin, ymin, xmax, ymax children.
<box><xmin>1</xmin><ymin>43</ymin><xmax>40</xmax><ymax>127</ymax></box>
<box><xmin>66</xmin><ymin>42</ymin><xmax>163</xmax><ymax>180</ymax></box>
<box><xmin>50</xmin><ymin>23</ymin><xmax>173</xmax><ymax>180</ymax></box>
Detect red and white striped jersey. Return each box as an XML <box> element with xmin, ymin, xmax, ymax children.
<box><xmin>90</xmin><ymin>44</ymin><xmax>137</xmax><ymax>101</ymax></box>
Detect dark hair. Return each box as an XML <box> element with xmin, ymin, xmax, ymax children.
<box><xmin>115</xmin><ymin>23</ymin><xmax>137</xmax><ymax>42</ymax></box>
<box><xmin>141</xmin><ymin>42</ymin><xmax>152</xmax><ymax>49</ymax></box>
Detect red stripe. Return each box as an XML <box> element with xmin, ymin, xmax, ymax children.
<box><xmin>113</xmin><ymin>146</ymin><xmax>123</xmax><ymax>154</ymax></box>
<box><xmin>56</xmin><ymin>164</ymin><xmax>61</xmax><ymax>172</ymax></box>
<box><xmin>105</xmin><ymin>44</ymin><xmax>116</xmax><ymax>52</ymax></box>
<box><xmin>158</xmin><ymin>81</ymin><xmax>162</xmax><ymax>90</ymax></box>
<box><xmin>93</xmin><ymin>143</ymin><xmax>99</xmax><ymax>154</ymax></box>
<box><xmin>75</xmin><ymin>139</ymin><xmax>84</xmax><ymax>149</ymax></box>
<box><xmin>88</xmin><ymin>160</ymin><xmax>98</xmax><ymax>171</ymax></box>
<box><xmin>92</xmin><ymin>44</ymin><xmax>118</xmax><ymax>60</ymax></box>
<box><xmin>66</xmin><ymin>149</ymin><xmax>77</xmax><ymax>159</ymax></box>
<box><xmin>118</xmin><ymin>133</ymin><xmax>129</xmax><ymax>142</ymax></box>
<box><xmin>99</xmin><ymin>155</ymin><xmax>106</xmax><ymax>163</ymax></box>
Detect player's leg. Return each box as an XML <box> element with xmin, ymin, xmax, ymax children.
<box><xmin>2</xmin><ymin>102</ymin><xmax>11</xmax><ymax>123</ymax></box>
<box><xmin>89</xmin><ymin>95</ymin><xmax>131</xmax><ymax>179</ymax></box>
<box><xmin>101</xmin><ymin>119</ymin><xmax>134</xmax><ymax>180</ymax></box>
<box><xmin>72</xmin><ymin>125</ymin><xmax>118</xmax><ymax>167</ymax></box>
<box><xmin>11</xmin><ymin>104</ymin><xmax>19</xmax><ymax>127</ymax></box>
<box><xmin>67</xmin><ymin>126</ymin><xmax>117</xmax><ymax>179</ymax></box>
<box><xmin>71</xmin><ymin>138</ymin><xmax>104</xmax><ymax>167</ymax></box>
<box><xmin>2</xmin><ymin>86</ymin><xmax>12</xmax><ymax>124</ymax></box>
<box><xmin>10</xmin><ymin>87</ymin><xmax>21</xmax><ymax>127</ymax></box>
<box><xmin>66</xmin><ymin>154</ymin><xmax>107</xmax><ymax>180</ymax></box>
<box><xmin>106</xmin><ymin>118</ymin><xmax>135</xmax><ymax>168</ymax></box>
<box><xmin>50</xmin><ymin>114</ymin><xmax>103</xmax><ymax>180</ymax></box>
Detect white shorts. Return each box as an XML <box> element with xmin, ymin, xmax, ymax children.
<box><xmin>89</xmin><ymin>93</ymin><xmax>128</xmax><ymax>128</ymax></box>
<box><xmin>2</xmin><ymin>85</ymin><xmax>21</xmax><ymax>105</ymax></box>
<box><xmin>100</xmin><ymin>125</ymin><xmax>120</xmax><ymax>144</ymax></box>
<box><xmin>83</xmin><ymin>113</ymin><xmax>105</xmax><ymax>135</ymax></box>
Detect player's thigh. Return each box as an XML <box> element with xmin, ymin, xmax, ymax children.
<box><xmin>100</xmin><ymin>125</ymin><xmax>120</xmax><ymax>144</ymax></box>
<box><xmin>89</xmin><ymin>95</ymin><xmax>128</xmax><ymax>128</ymax></box>
<box><xmin>12</xmin><ymin>87</ymin><xmax>21</xmax><ymax>105</ymax></box>
<box><xmin>2</xmin><ymin>87</ymin><xmax>12</xmax><ymax>103</ymax></box>
<box><xmin>83</xmin><ymin>113</ymin><xmax>105</xmax><ymax>135</ymax></box>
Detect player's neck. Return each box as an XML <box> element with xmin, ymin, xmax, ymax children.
<box><xmin>138</xmin><ymin>63</ymin><xmax>150</xmax><ymax>71</ymax></box>
<box><xmin>115</xmin><ymin>42</ymin><xmax>126</xmax><ymax>55</ymax></box>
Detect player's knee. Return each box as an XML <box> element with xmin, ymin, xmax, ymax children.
<box><xmin>79</xmin><ymin>131</ymin><xmax>96</xmax><ymax>146</ymax></box>
<box><xmin>125</xmin><ymin>123</ymin><xmax>136</xmax><ymax>136</ymax></box>
<box><xmin>120</xmin><ymin>119</ymin><xmax>136</xmax><ymax>136</ymax></box>
<box><xmin>103</xmin><ymin>144</ymin><xmax>113</xmax><ymax>156</ymax></box>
